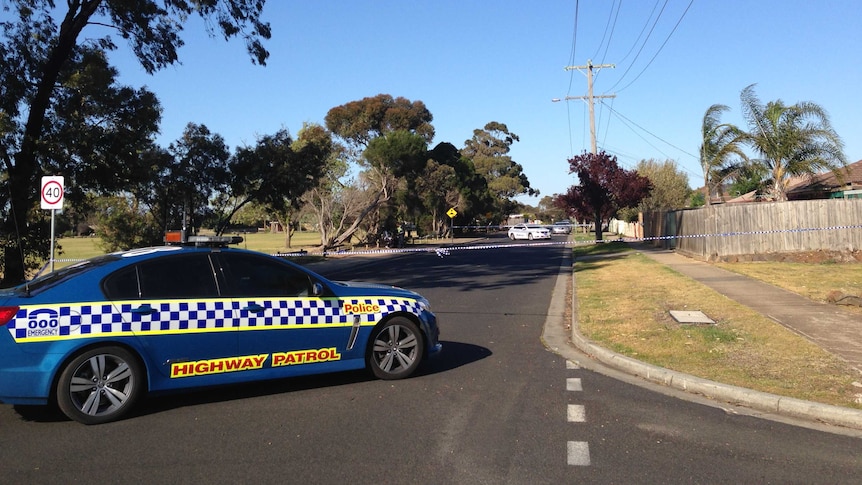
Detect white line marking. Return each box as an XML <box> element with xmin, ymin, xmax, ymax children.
<box><xmin>566</xmin><ymin>360</ymin><xmax>579</xmax><ymax>369</ymax></box>
<box><xmin>567</xmin><ymin>441</ymin><xmax>591</xmax><ymax>466</ymax></box>
<box><xmin>567</xmin><ymin>404</ymin><xmax>586</xmax><ymax>422</ymax></box>
<box><xmin>566</xmin><ymin>377</ymin><xmax>583</xmax><ymax>391</ymax></box>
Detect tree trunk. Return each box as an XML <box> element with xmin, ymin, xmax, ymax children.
<box><xmin>283</xmin><ymin>214</ymin><xmax>293</xmax><ymax>248</ymax></box>
<box><xmin>594</xmin><ymin>210</ymin><xmax>604</xmax><ymax>241</ymax></box>
<box><xmin>2</xmin><ymin>2</ymin><xmax>100</xmax><ymax>285</ymax></box>
<box><xmin>332</xmin><ymin>185</ymin><xmax>388</xmax><ymax>248</ymax></box>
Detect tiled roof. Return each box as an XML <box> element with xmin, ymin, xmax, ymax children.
<box><xmin>786</xmin><ymin>160</ymin><xmax>862</xmax><ymax>196</ymax></box>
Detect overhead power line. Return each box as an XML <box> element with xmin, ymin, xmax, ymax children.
<box><xmin>606</xmin><ymin>0</ymin><xmax>669</xmax><ymax>93</ymax></box>
<box><xmin>616</xmin><ymin>0</ymin><xmax>695</xmax><ymax>93</ymax></box>
<box><xmin>600</xmin><ymin>100</ymin><xmax>697</xmax><ymax>159</ymax></box>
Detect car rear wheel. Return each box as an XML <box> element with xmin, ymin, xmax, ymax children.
<box><xmin>368</xmin><ymin>317</ymin><xmax>424</xmax><ymax>380</ymax></box>
<box><xmin>528</xmin><ymin>233</ymin><xmax>534</xmax><ymax>240</ymax></box>
<box><xmin>56</xmin><ymin>346</ymin><xmax>143</xmax><ymax>425</ymax></box>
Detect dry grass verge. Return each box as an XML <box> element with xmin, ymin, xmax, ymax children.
<box><xmin>574</xmin><ymin>245</ymin><xmax>862</xmax><ymax>409</ymax></box>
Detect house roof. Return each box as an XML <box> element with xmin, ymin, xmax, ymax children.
<box><xmin>725</xmin><ymin>190</ymin><xmax>758</xmax><ymax>203</ymax></box>
<box><xmin>786</xmin><ymin>159</ymin><xmax>862</xmax><ymax>197</ymax></box>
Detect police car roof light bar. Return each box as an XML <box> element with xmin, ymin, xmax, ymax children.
<box><xmin>164</xmin><ymin>230</ymin><xmax>243</xmax><ymax>247</ymax></box>
<box><xmin>187</xmin><ymin>235</ymin><xmax>244</xmax><ymax>247</ymax></box>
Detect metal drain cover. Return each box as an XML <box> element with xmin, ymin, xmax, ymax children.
<box><xmin>669</xmin><ymin>310</ymin><xmax>715</xmax><ymax>324</ymax></box>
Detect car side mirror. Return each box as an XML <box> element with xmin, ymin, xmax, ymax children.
<box><xmin>311</xmin><ymin>282</ymin><xmax>324</xmax><ymax>297</ymax></box>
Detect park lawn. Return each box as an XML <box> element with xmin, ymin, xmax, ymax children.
<box><xmin>53</xmin><ymin>230</ymin><xmax>324</xmax><ymax>265</ymax></box>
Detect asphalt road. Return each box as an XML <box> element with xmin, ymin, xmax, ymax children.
<box><xmin>0</xmin><ymin>237</ymin><xmax>860</xmax><ymax>484</ymax></box>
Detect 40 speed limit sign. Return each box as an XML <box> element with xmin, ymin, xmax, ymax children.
<box><xmin>41</xmin><ymin>176</ymin><xmax>65</xmax><ymax>210</ymax></box>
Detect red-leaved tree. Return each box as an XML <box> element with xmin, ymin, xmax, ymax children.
<box><xmin>554</xmin><ymin>151</ymin><xmax>652</xmax><ymax>241</ymax></box>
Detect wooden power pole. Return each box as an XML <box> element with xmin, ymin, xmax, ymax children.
<box><xmin>555</xmin><ymin>60</ymin><xmax>616</xmax><ymax>154</ymax></box>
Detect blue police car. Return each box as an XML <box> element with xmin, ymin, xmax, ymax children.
<box><xmin>0</xmin><ymin>237</ymin><xmax>441</xmax><ymax>424</ymax></box>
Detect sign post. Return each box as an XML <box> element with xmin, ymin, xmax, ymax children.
<box><xmin>41</xmin><ymin>176</ymin><xmax>65</xmax><ymax>272</ymax></box>
<box><xmin>446</xmin><ymin>207</ymin><xmax>457</xmax><ymax>243</ymax></box>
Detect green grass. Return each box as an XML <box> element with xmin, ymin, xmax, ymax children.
<box><xmin>51</xmin><ymin>229</ymin><xmax>454</xmax><ymax>266</ymax></box>
<box><xmin>52</xmin><ymin>231</ymin><xmax>326</xmax><ymax>266</ymax></box>
<box><xmin>573</xmin><ymin>245</ymin><xmax>862</xmax><ymax>409</ymax></box>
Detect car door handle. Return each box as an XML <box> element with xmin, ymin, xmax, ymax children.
<box><xmin>242</xmin><ymin>303</ymin><xmax>265</xmax><ymax>313</ymax></box>
<box><xmin>131</xmin><ymin>304</ymin><xmax>157</xmax><ymax>315</ymax></box>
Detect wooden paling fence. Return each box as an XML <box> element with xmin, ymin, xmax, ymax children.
<box><xmin>641</xmin><ymin>199</ymin><xmax>862</xmax><ymax>261</ymax></box>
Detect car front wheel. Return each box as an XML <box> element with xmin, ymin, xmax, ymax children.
<box><xmin>528</xmin><ymin>233</ymin><xmax>534</xmax><ymax>240</ymax></box>
<box><xmin>368</xmin><ymin>317</ymin><xmax>424</xmax><ymax>380</ymax></box>
<box><xmin>56</xmin><ymin>346</ymin><xmax>143</xmax><ymax>425</ymax></box>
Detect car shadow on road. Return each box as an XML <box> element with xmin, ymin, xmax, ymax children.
<box><xmin>11</xmin><ymin>340</ymin><xmax>491</xmax><ymax>423</ymax></box>
<box><xmin>418</xmin><ymin>340</ymin><xmax>492</xmax><ymax>375</ymax></box>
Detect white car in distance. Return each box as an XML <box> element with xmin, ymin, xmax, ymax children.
<box><xmin>507</xmin><ymin>223</ymin><xmax>551</xmax><ymax>240</ymax></box>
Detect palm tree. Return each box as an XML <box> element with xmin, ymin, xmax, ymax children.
<box><xmin>739</xmin><ymin>84</ymin><xmax>847</xmax><ymax>201</ymax></box>
<box><xmin>699</xmin><ymin>104</ymin><xmax>747</xmax><ymax>204</ymax></box>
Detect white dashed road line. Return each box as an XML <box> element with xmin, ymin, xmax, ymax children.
<box><xmin>567</xmin><ymin>404</ymin><xmax>586</xmax><ymax>422</ymax></box>
<box><xmin>567</xmin><ymin>441</ymin><xmax>591</xmax><ymax>466</ymax></box>
<box><xmin>566</xmin><ymin>361</ymin><xmax>590</xmax><ymax>467</ymax></box>
<box><xmin>566</xmin><ymin>377</ymin><xmax>583</xmax><ymax>392</ymax></box>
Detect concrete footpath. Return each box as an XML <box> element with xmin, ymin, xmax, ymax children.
<box><xmin>566</xmin><ymin>244</ymin><xmax>862</xmax><ymax>432</ymax></box>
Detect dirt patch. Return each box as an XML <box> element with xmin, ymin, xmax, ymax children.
<box><xmin>826</xmin><ymin>290</ymin><xmax>862</xmax><ymax>307</ymax></box>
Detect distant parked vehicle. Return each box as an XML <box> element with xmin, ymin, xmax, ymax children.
<box><xmin>507</xmin><ymin>224</ymin><xmax>551</xmax><ymax>240</ymax></box>
<box><xmin>551</xmin><ymin>221</ymin><xmax>572</xmax><ymax>234</ymax></box>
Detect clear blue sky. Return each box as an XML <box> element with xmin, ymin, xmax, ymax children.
<box><xmin>108</xmin><ymin>0</ymin><xmax>862</xmax><ymax>206</ymax></box>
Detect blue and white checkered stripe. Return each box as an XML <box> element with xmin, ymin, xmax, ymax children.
<box><xmin>238</xmin><ymin>298</ymin><xmax>342</xmax><ymax>327</ymax></box>
<box><xmin>7</xmin><ymin>297</ymin><xmax>422</xmax><ymax>342</ymax></box>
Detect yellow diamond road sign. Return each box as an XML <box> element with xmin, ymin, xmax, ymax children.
<box><xmin>446</xmin><ymin>207</ymin><xmax>457</xmax><ymax>218</ymax></box>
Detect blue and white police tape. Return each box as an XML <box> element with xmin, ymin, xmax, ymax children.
<box><xmin>47</xmin><ymin>223</ymin><xmax>862</xmax><ymax>263</ymax></box>
<box><xmin>276</xmin><ymin>223</ymin><xmax>862</xmax><ymax>259</ymax></box>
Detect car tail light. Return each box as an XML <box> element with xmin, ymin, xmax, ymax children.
<box><xmin>0</xmin><ymin>306</ymin><xmax>19</xmax><ymax>326</ymax></box>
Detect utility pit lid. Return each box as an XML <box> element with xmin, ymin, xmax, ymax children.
<box><xmin>669</xmin><ymin>310</ymin><xmax>715</xmax><ymax>324</ymax></box>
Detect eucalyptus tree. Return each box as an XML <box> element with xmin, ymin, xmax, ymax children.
<box><xmin>300</xmin><ymin>144</ymin><xmax>354</xmax><ymax>250</ymax></box>
<box><xmin>461</xmin><ymin>122</ymin><xmax>536</xmax><ymax>219</ymax></box>
<box><xmin>95</xmin><ymin>124</ymin><xmax>232</xmax><ymax>250</ymax></box>
<box><xmin>699</xmin><ymin>104</ymin><xmax>747</xmax><ymax>203</ymax></box>
<box><xmin>424</xmin><ymin>142</ymin><xmax>495</xmax><ymax>231</ymax></box>
<box><xmin>165</xmin><ymin>123</ymin><xmax>232</xmax><ymax>232</ymax></box>
<box><xmin>1</xmin><ymin>43</ymin><xmax>163</xmax><ymax>261</ymax></box>
<box><xmin>352</xmin><ymin>129</ymin><xmax>428</xmax><ymax>243</ymax></box>
<box><xmin>219</xmin><ymin>126</ymin><xmax>331</xmax><ymax>247</ymax></box>
<box><xmin>461</xmin><ymin>122</ymin><xmax>536</xmax><ymax>199</ymax></box>
<box><xmin>322</xmin><ymin>94</ymin><xmax>434</xmax><ymax>247</ymax></box>
<box><xmin>738</xmin><ymin>84</ymin><xmax>847</xmax><ymax>201</ymax></box>
<box><xmin>0</xmin><ymin>0</ymin><xmax>271</xmax><ymax>285</ymax></box>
